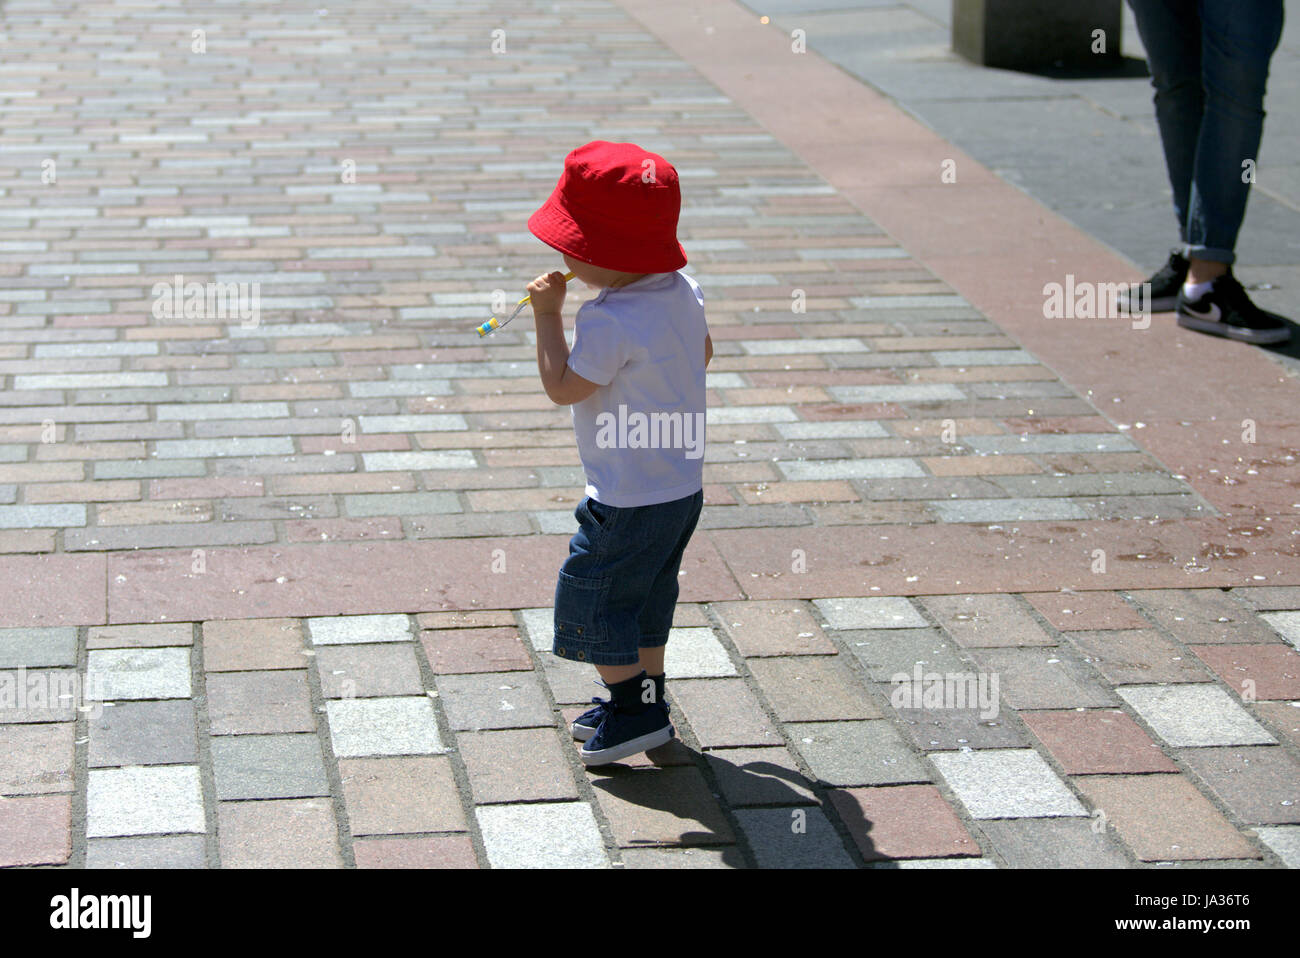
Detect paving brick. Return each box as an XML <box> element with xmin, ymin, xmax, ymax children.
<box><xmin>218</xmin><ymin>798</ymin><xmax>343</xmax><ymax>868</ymax></box>
<box><xmin>889</xmin><ymin>694</ymin><xmax>1027</xmax><ymax>751</ymax></box>
<box><xmin>86</xmin><ymin>647</ymin><xmax>191</xmax><ymax>700</ymax></box>
<box><xmin>457</xmin><ymin>728</ymin><xmax>579</xmax><ymax>804</ymax></box>
<box><xmin>0</xmin><ymin>722</ymin><xmax>74</xmax><ymax>794</ymax></box>
<box><xmin>703</xmin><ymin>747</ymin><xmax>818</xmax><ymax>807</ymax></box>
<box><xmin>85</xmin><ymin>836</ymin><xmax>208</xmax><ymax>869</ymax></box>
<box><xmin>846</xmin><ymin>627</ymin><xmax>971</xmax><ymax>681</ymax></box>
<box><xmin>620</xmin><ymin>847</ymin><xmax>738</xmax><ymax>868</ymax></box>
<box><xmin>777</xmin><ymin>458</ymin><xmax>925</xmax><ymax>481</ymax></box>
<box><xmin>434</xmin><ymin>672</ymin><xmax>552</xmax><ymax>732</ymax></box>
<box><xmin>929</xmin><ymin>749</ymin><xmax>1086</xmax><ymax>819</ymax></box>
<box><xmin>1253</xmin><ymin>702</ymin><xmax>1300</xmax><ymax>749</ymax></box>
<box><xmin>920</xmin><ymin>594</ymin><xmax>1055</xmax><ymax>647</ymax></box>
<box><xmin>1019</xmin><ymin>709</ymin><xmax>1177</xmax><ymax>775</ymax></box>
<box><xmin>338</xmin><ymin>756</ymin><xmax>466</xmax><ymax>835</ymax></box>
<box><xmin>1022</xmin><ymin>590</ymin><xmax>1151</xmax><ymax>631</ymax></box>
<box><xmin>203</xmin><ymin>618</ymin><xmax>308</xmax><ymax>671</ymax></box>
<box><xmin>206</xmin><ymin>670</ymin><xmax>314</xmax><ymax>734</ymax></box>
<box><xmin>475</xmin><ymin>803</ymin><xmax>608</xmax><ymax>869</ymax></box>
<box><xmin>1254</xmin><ymin>827</ymin><xmax>1300</xmax><ymax>868</ymax></box>
<box><xmin>590</xmin><ymin>764</ymin><xmax>735</xmax><ymax>847</ymax></box>
<box><xmin>733</xmin><ymin>806</ymin><xmax>855</xmax><ymax>868</ymax></box>
<box><xmin>88</xmin><ymin>700</ymin><xmax>198</xmax><ymax>767</ymax></box>
<box><xmin>665</xmin><ymin>627</ymin><xmax>738</xmax><ymax>678</ymax></box>
<box><xmin>830</xmin><ymin>785</ymin><xmax>980</xmax><ymax>861</ymax></box>
<box><xmin>1191</xmin><ymin>645</ymin><xmax>1300</xmax><ymax>701</ymax></box>
<box><xmin>66</xmin><ymin>521</ymin><xmax>277</xmax><ymax>551</ymax></box>
<box><xmin>1068</xmin><ymin>629</ymin><xmax>1211</xmax><ymax>685</ymax></box>
<box><xmin>670</xmin><ymin>679</ymin><xmax>782</xmax><ymax>748</ymax></box>
<box><xmin>979</xmin><ymin>819</ymin><xmax>1132</xmax><ymax>868</ymax></box>
<box><xmin>1129</xmin><ymin>589</ymin><xmax>1280</xmax><ymax>644</ymax></box>
<box><xmin>316</xmin><ymin>643</ymin><xmax>424</xmax><ymax>698</ymax></box>
<box><xmin>1263</xmin><ymin>611</ymin><xmax>1300</xmax><ymax>648</ymax></box>
<box><xmin>1117</xmin><ymin>685</ymin><xmax>1276</xmax><ymax>747</ymax></box>
<box><xmin>87</xmin><ymin>766</ymin><xmax>205</xmax><ymax>837</ymax></box>
<box><xmin>1073</xmin><ymin>775</ymin><xmax>1260</xmax><ymax>861</ymax></box>
<box><xmin>1234</xmin><ymin>588</ymin><xmax>1300</xmax><ymax>611</ymax></box>
<box><xmin>0</xmin><ymin>626</ymin><xmax>77</xmax><ymax>667</ymax></box>
<box><xmin>87</xmin><ymin>623</ymin><xmax>193</xmax><ymax>649</ymax></box>
<box><xmin>747</xmin><ymin>656</ymin><xmax>880</xmax><ymax>721</ymax></box>
<box><xmin>968</xmin><ymin>648</ymin><xmax>1119</xmax><ymax>709</ymax></box>
<box><xmin>306</xmin><ymin>613</ymin><xmax>411</xmax><ymax>645</ymax></box>
<box><xmin>712</xmin><ymin>599</ymin><xmax>836</xmax><ymax>656</ymax></box>
<box><xmin>420</xmin><ymin>626</ymin><xmax>532</xmax><ymax>674</ymax></box>
<box><xmin>326</xmin><ymin>696</ymin><xmax>447</xmax><ymax>756</ymax></box>
<box><xmin>211</xmin><ymin>733</ymin><xmax>330</xmax><ymax>800</ymax></box>
<box><xmin>0</xmin><ymin>795</ymin><xmax>71</xmax><ymax>866</ymax></box>
<box><xmin>814</xmin><ymin>596</ymin><xmax>926</xmax><ymax>630</ymax></box>
<box><xmin>353</xmin><ymin>835</ymin><xmax>478</xmax><ymax>869</ymax></box>
<box><xmin>1176</xmin><ymin>747</ymin><xmax>1300</xmax><ymax>825</ymax></box>
<box><xmin>790</xmin><ymin>720</ymin><xmax>930</xmax><ymax>786</ymax></box>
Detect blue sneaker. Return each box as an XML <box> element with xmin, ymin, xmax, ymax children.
<box><xmin>571</xmin><ymin>695</ymin><xmax>672</xmax><ymax>742</ymax></box>
<box><xmin>579</xmin><ymin>701</ymin><xmax>674</xmax><ymax>765</ymax></box>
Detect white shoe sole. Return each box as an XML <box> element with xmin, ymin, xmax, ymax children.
<box><xmin>571</xmin><ymin>721</ymin><xmax>597</xmax><ymax>743</ymax></box>
<box><xmin>1177</xmin><ymin>312</ymin><xmax>1291</xmax><ymax>345</ymax></box>
<box><xmin>579</xmin><ymin>724</ymin><xmax>674</xmax><ymax>766</ymax></box>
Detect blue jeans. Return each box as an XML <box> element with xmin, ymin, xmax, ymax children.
<box><xmin>552</xmin><ymin>490</ymin><xmax>703</xmax><ymax>667</ymax></box>
<box><xmin>1127</xmin><ymin>0</ymin><xmax>1284</xmax><ymax>264</ymax></box>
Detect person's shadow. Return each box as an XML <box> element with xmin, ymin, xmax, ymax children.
<box><xmin>586</xmin><ymin>746</ymin><xmax>882</xmax><ymax>868</ymax></box>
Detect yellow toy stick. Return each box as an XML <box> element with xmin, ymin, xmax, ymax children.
<box><xmin>475</xmin><ymin>271</ymin><xmax>576</xmax><ymax>337</ymax></box>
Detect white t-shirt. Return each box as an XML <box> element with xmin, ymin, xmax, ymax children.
<box><xmin>565</xmin><ymin>271</ymin><xmax>708</xmax><ymax>507</ymax></box>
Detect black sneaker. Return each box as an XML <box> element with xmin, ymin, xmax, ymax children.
<box><xmin>1119</xmin><ymin>249</ymin><xmax>1188</xmax><ymax>313</ymax></box>
<box><xmin>1176</xmin><ymin>272</ymin><xmax>1292</xmax><ymax>345</ymax></box>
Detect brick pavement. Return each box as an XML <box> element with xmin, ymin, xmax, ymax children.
<box><xmin>0</xmin><ymin>0</ymin><xmax>1297</xmax><ymax>868</ymax></box>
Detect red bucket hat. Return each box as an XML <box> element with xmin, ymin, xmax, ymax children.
<box><xmin>528</xmin><ymin>140</ymin><xmax>688</xmax><ymax>274</ymax></box>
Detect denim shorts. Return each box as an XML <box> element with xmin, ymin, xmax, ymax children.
<box><xmin>552</xmin><ymin>489</ymin><xmax>704</xmax><ymax>666</ymax></box>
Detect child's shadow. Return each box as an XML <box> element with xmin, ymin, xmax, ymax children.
<box><xmin>588</xmin><ymin>747</ymin><xmax>880</xmax><ymax>868</ymax></box>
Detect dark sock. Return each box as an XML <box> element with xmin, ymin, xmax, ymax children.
<box><xmin>649</xmin><ymin>672</ymin><xmax>665</xmax><ymax>708</ymax></box>
<box><xmin>607</xmin><ymin>671</ymin><xmax>651</xmax><ymax>715</ymax></box>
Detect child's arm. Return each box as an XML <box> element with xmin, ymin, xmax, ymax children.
<box><xmin>528</xmin><ymin>270</ymin><xmax>599</xmax><ymax>406</ymax></box>
<box><xmin>705</xmin><ymin>333</ymin><xmax>713</xmax><ymax>367</ymax></box>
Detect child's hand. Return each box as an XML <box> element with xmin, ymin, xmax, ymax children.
<box><xmin>527</xmin><ymin>270</ymin><xmax>567</xmax><ymax>318</ymax></box>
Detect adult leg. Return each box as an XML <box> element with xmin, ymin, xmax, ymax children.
<box><xmin>1127</xmin><ymin>0</ymin><xmax>1205</xmax><ymax>243</ymax></box>
<box><xmin>1184</xmin><ymin>0</ymin><xmax>1284</xmax><ymax>274</ymax></box>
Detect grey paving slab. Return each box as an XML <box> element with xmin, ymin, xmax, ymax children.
<box><xmin>665</xmin><ymin>627</ymin><xmax>737</xmax><ymax>678</ymax></box>
<box><xmin>85</xmin><ymin>835</ymin><xmax>208</xmax><ymax>869</ymax></box>
<box><xmin>734</xmin><ymin>807</ymin><xmax>856</xmax><ymax>868</ymax></box>
<box><xmin>211</xmin><ymin>733</ymin><xmax>331</xmax><ymax>800</ymax></box>
<box><xmin>968</xmin><ymin>648</ymin><xmax>1120</xmax><ymax>709</ymax></box>
<box><xmin>929</xmin><ymin>749</ymin><xmax>1087</xmax><ymax>819</ymax></box>
<box><xmin>306</xmin><ymin>614</ymin><xmax>412</xmax><ymax>645</ymax></box>
<box><xmin>85</xmin><ymin>648</ymin><xmax>191</xmax><ymax>701</ymax></box>
<box><xmin>88</xmin><ymin>700</ymin><xmax>198</xmax><ymax>767</ymax></box>
<box><xmin>846</xmin><ymin>628</ymin><xmax>971</xmax><ymax>680</ymax></box>
<box><xmin>1254</xmin><ymin>826</ymin><xmax>1300</xmax><ymax>868</ymax></box>
<box><xmin>315</xmin><ymin>643</ymin><xmax>425</xmax><ymax>699</ymax></box>
<box><xmin>789</xmin><ymin>720</ymin><xmax>931</xmax><ymax>786</ymax></box>
<box><xmin>434</xmin><ymin>672</ymin><xmax>553</xmax><ymax>732</ymax></box>
<box><xmin>980</xmin><ymin>819</ymin><xmax>1132</xmax><ymax>868</ymax></box>
<box><xmin>1118</xmin><ymin>685</ymin><xmax>1277</xmax><ymax>747</ymax></box>
<box><xmin>86</xmin><ymin>766</ymin><xmax>206</xmax><ymax>838</ymax></box>
<box><xmin>814</xmin><ymin>597</ymin><xmax>928</xmax><ymax>630</ymax></box>
<box><xmin>325</xmin><ymin>696</ymin><xmax>448</xmax><ymax>756</ymax></box>
<box><xmin>703</xmin><ymin>747</ymin><xmax>819</xmax><ymax>807</ymax></box>
<box><xmin>475</xmin><ymin>803</ymin><xmax>609</xmax><ymax>869</ymax></box>
<box><xmin>0</xmin><ymin>628</ymin><xmax>78</xmax><ymax>668</ymax></box>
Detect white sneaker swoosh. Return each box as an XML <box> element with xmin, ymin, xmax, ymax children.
<box><xmin>1184</xmin><ymin>301</ymin><xmax>1222</xmax><ymax>322</ymax></box>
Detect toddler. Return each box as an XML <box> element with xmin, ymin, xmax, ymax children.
<box><xmin>524</xmin><ymin>140</ymin><xmax>712</xmax><ymax>765</ymax></box>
